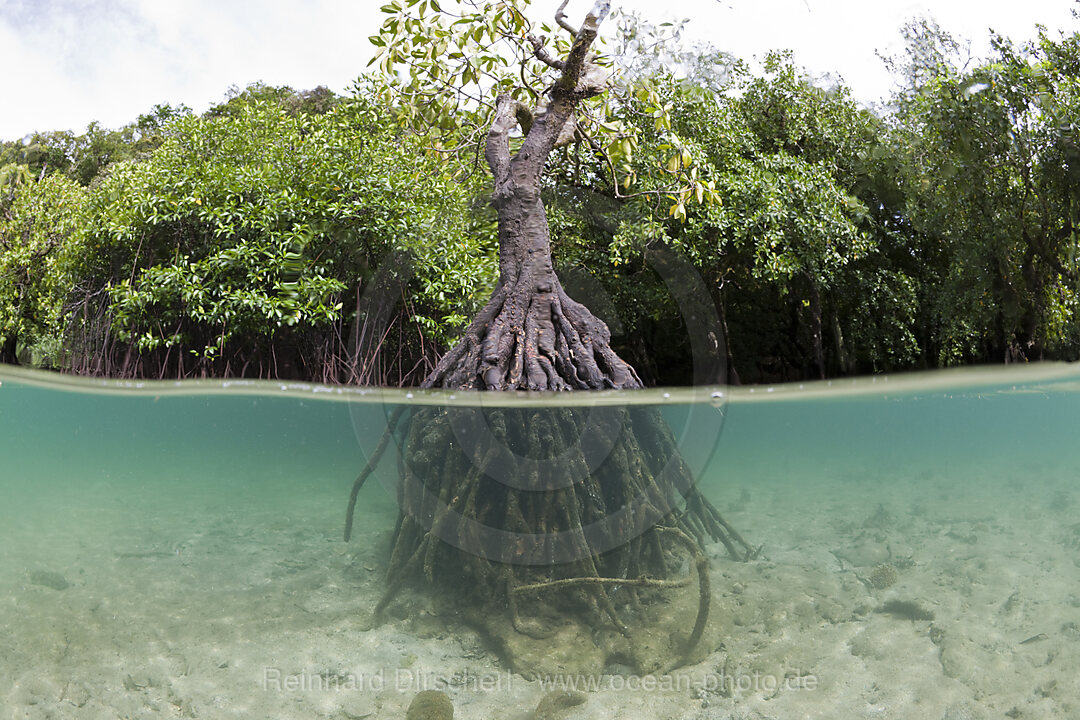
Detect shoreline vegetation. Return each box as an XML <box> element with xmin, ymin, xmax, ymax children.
<box><xmin>4</xmin><ymin>14</ymin><xmax>1080</xmax><ymax>387</ymax></box>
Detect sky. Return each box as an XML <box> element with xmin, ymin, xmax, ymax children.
<box><xmin>0</xmin><ymin>0</ymin><xmax>1077</xmax><ymax>141</ymax></box>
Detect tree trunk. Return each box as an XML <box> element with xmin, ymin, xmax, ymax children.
<box><xmin>421</xmin><ymin>4</ymin><xmax>637</xmax><ymax>393</ymax></box>
<box><xmin>805</xmin><ymin>273</ymin><xmax>826</xmax><ymax>380</ymax></box>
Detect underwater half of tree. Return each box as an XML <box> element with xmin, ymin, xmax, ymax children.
<box><xmin>348</xmin><ymin>401</ymin><xmax>752</xmax><ymax>675</ymax></box>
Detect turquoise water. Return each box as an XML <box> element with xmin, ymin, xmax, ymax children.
<box><xmin>2</xmin><ymin>362</ymin><xmax>1080</xmax><ymax>718</ymax></box>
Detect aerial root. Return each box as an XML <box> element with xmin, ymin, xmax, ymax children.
<box><xmin>344</xmin><ymin>405</ymin><xmax>406</xmax><ymax>542</ymax></box>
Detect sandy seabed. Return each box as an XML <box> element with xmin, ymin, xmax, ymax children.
<box><xmin>2</xmin><ymin>454</ymin><xmax>1079</xmax><ymax>720</ymax></box>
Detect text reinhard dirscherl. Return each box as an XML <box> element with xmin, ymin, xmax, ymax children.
<box><xmin>261</xmin><ymin>667</ymin><xmax>818</xmax><ymax>695</ymax></box>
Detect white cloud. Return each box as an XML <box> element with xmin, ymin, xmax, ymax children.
<box><xmin>1</xmin><ymin>0</ymin><xmax>1076</xmax><ymax>140</ymax></box>
<box><xmin>600</xmin><ymin>0</ymin><xmax>1077</xmax><ymax>103</ymax></box>
<box><xmin>0</xmin><ymin>0</ymin><xmax>383</xmax><ymax>139</ymax></box>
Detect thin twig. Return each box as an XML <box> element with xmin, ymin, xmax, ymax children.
<box><xmin>528</xmin><ymin>34</ymin><xmax>565</xmax><ymax>70</ymax></box>
<box><xmin>554</xmin><ymin>0</ymin><xmax>577</xmax><ymax>36</ymax></box>
<box><xmin>513</xmin><ymin>574</ymin><xmax>691</xmax><ymax>594</ymax></box>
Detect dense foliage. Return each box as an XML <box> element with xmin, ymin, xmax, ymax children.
<box><xmin>3</xmin><ymin>9</ymin><xmax>1080</xmax><ymax>385</ymax></box>
<box><xmin>546</xmin><ymin>21</ymin><xmax>1080</xmax><ymax>382</ymax></box>
<box><xmin>1</xmin><ymin>88</ymin><xmax>496</xmax><ymax>381</ymax></box>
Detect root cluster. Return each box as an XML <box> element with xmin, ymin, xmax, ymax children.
<box><xmin>346</xmin><ymin>402</ymin><xmax>753</xmax><ymax>666</ymax></box>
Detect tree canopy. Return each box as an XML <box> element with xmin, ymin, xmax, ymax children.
<box><xmin>3</xmin><ymin>6</ymin><xmax>1080</xmax><ymax>384</ymax></box>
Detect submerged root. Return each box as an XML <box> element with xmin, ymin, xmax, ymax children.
<box><xmin>656</xmin><ymin>526</ymin><xmax>711</xmax><ymax>666</ymax></box>
<box><xmin>349</xmin><ymin>403</ymin><xmax>750</xmax><ymax>670</ymax></box>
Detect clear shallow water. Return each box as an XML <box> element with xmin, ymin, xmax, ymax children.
<box><xmin>2</xmin><ymin>362</ymin><xmax>1080</xmax><ymax>718</ymax></box>
<box><xmin>5</xmin><ymin>361</ymin><xmax>1078</xmax><ymax>490</ymax></box>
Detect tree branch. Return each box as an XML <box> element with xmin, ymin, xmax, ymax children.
<box><xmin>554</xmin><ymin>0</ymin><xmax>577</xmax><ymax>37</ymax></box>
<box><xmin>486</xmin><ymin>94</ymin><xmax>537</xmax><ymax>195</ymax></box>
<box><xmin>527</xmin><ymin>34</ymin><xmax>565</xmax><ymax>71</ymax></box>
<box><xmin>557</xmin><ymin>0</ymin><xmax>611</xmax><ymax>95</ymax></box>
<box><xmin>516</xmin><ymin>1</ymin><xmax>611</xmax><ymax>166</ymax></box>
<box><xmin>485</xmin><ymin>94</ymin><xmax>516</xmax><ymax>189</ymax></box>
<box><xmin>580</xmin><ymin>127</ymin><xmax>689</xmax><ymax>202</ymax></box>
